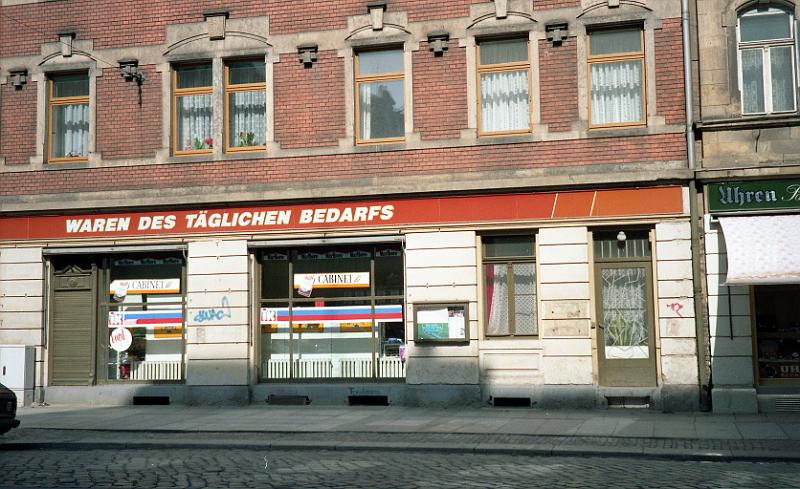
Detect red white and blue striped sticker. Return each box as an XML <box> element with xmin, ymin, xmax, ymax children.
<box><xmin>260</xmin><ymin>305</ymin><xmax>402</xmax><ymax>324</ymax></box>
<box><xmin>108</xmin><ymin>310</ymin><xmax>183</xmax><ymax>328</ymax></box>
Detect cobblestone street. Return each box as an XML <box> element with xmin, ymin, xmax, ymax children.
<box><xmin>2</xmin><ymin>430</ymin><xmax>800</xmax><ymax>489</ymax></box>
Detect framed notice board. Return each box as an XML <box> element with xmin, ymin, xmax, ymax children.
<box><xmin>413</xmin><ymin>303</ymin><xmax>469</xmax><ymax>343</ymax></box>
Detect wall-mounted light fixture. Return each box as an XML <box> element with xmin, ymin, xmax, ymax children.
<box><xmin>617</xmin><ymin>230</ymin><xmax>627</xmax><ymax>243</ymax></box>
<box><xmin>119</xmin><ymin>59</ymin><xmax>144</xmax><ymax>84</ymax></box>
<box><xmin>9</xmin><ymin>69</ymin><xmax>28</xmax><ymax>90</ymax></box>
<box><xmin>427</xmin><ymin>31</ymin><xmax>450</xmax><ymax>57</ymax></box>
<box><xmin>545</xmin><ymin>21</ymin><xmax>569</xmax><ymax>47</ymax></box>
<box><xmin>298</xmin><ymin>43</ymin><xmax>319</xmax><ymax>68</ymax></box>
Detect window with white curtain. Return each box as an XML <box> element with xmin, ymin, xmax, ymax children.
<box><xmin>226</xmin><ymin>60</ymin><xmax>267</xmax><ymax>151</ymax></box>
<box><xmin>588</xmin><ymin>27</ymin><xmax>646</xmax><ymax>127</ymax></box>
<box><xmin>738</xmin><ymin>6</ymin><xmax>797</xmax><ymax>115</ymax></box>
<box><xmin>49</xmin><ymin>74</ymin><xmax>89</xmax><ymax>162</ymax></box>
<box><xmin>355</xmin><ymin>49</ymin><xmax>405</xmax><ymax>143</ymax></box>
<box><xmin>483</xmin><ymin>235</ymin><xmax>537</xmax><ymax>336</ymax></box>
<box><xmin>478</xmin><ymin>38</ymin><xmax>531</xmax><ymax>134</ymax></box>
<box><xmin>173</xmin><ymin>64</ymin><xmax>213</xmax><ymax>155</ymax></box>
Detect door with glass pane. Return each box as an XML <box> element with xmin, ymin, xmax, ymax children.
<box><xmin>594</xmin><ymin>234</ymin><xmax>656</xmax><ymax>387</ymax></box>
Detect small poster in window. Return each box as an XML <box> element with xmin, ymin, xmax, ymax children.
<box><xmin>297</xmin><ymin>274</ymin><xmax>314</xmax><ymax>297</ymax></box>
<box><xmin>414</xmin><ymin>303</ymin><xmax>469</xmax><ymax>342</ymax></box>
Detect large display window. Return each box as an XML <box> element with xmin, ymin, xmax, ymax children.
<box><xmin>100</xmin><ymin>254</ymin><xmax>186</xmax><ymax>382</ymax></box>
<box><xmin>754</xmin><ymin>285</ymin><xmax>800</xmax><ymax>384</ymax></box>
<box><xmin>258</xmin><ymin>244</ymin><xmax>405</xmax><ymax>381</ymax></box>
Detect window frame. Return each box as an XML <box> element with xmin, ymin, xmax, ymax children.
<box><xmin>354</xmin><ymin>47</ymin><xmax>406</xmax><ymax>145</ymax></box>
<box><xmin>587</xmin><ymin>27</ymin><xmax>647</xmax><ymax>129</ymax></box>
<box><xmin>476</xmin><ymin>37</ymin><xmax>532</xmax><ymax>137</ymax></box>
<box><xmin>482</xmin><ymin>235</ymin><xmax>538</xmax><ymax>338</ymax></box>
<box><xmin>48</xmin><ymin>73</ymin><xmax>90</xmax><ymax>163</ymax></box>
<box><xmin>172</xmin><ymin>63</ymin><xmax>214</xmax><ymax>156</ymax></box>
<box><xmin>736</xmin><ymin>6</ymin><xmax>798</xmax><ymax>115</ymax></box>
<box><xmin>224</xmin><ymin>60</ymin><xmax>268</xmax><ymax>153</ymax></box>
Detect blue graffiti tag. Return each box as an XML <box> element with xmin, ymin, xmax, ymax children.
<box><xmin>193</xmin><ymin>296</ymin><xmax>232</xmax><ymax>323</ymax></box>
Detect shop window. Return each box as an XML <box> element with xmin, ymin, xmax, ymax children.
<box><xmin>102</xmin><ymin>255</ymin><xmax>185</xmax><ymax>382</ymax></box>
<box><xmin>48</xmin><ymin>73</ymin><xmax>90</xmax><ymax>162</ymax></box>
<box><xmin>173</xmin><ymin>64</ymin><xmax>214</xmax><ymax>155</ymax></box>
<box><xmin>737</xmin><ymin>6</ymin><xmax>797</xmax><ymax>114</ymax></box>
<box><xmin>258</xmin><ymin>244</ymin><xmax>405</xmax><ymax>381</ymax></box>
<box><xmin>355</xmin><ymin>48</ymin><xmax>405</xmax><ymax>143</ymax></box>
<box><xmin>477</xmin><ymin>38</ymin><xmax>531</xmax><ymax>135</ymax></box>
<box><xmin>588</xmin><ymin>27</ymin><xmax>646</xmax><ymax>128</ymax></box>
<box><xmin>754</xmin><ymin>285</ymin><xmax>800</xmax><ymax>383</ymax></box>
<box><xmin>225</xmin><ymin>60</ymin><xmax>267</xmax><ymax>151</ymax></box>
<box><xmin>483</xmin><ymin>235</ymin><xmax>537</xmax><ymax>336</ymax></box>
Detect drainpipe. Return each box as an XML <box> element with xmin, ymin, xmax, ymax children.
<box><xmin>683</xmin><ymin>0</ymin><xmax>711</xmax><ymax>410</ymax></box>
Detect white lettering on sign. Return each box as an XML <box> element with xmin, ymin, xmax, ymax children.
<box><xmin>137</xmin><ymin>215</ymin><xmax>176</xmax><ymax>230</ymax></box>
<box><xmin>66</xmin><ymin>217</ymin><xmax>131</xmax><ymax>233</ymax></box>
<box><xmin>298</xmin><ymin>205</ymin><xmax>394</xmax><ymax>225</ymax></box>
<box><xmin>185</xmin><ymin>210</ymin><xmax>292</xmax><ymax>229</ymax></box>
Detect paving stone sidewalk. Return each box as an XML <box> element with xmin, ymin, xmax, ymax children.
<box><xmin>5</xmin><ymin>404</ymin><xmax>800</xmax><ymax>461</ymax></box>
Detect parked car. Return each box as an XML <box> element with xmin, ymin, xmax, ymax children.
<box><xmin>0</xmin><ymin>382</ymin><xmax>20</xmax><ymax>435</ymax></box>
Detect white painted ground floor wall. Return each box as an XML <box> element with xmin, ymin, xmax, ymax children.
<box><xmin>0</xmin><ymin>221</ymin><xmax>700</xmax><ymax>410</ymax></box>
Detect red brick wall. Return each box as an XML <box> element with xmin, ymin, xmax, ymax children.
<box><xmin>0</xmin><ymin>133</ymin><xmax>686</xmax><ymax>196</ymax></box>
<box><xmin>0</xmin><ymin>82</ymin><xmax>37</xmax><ymax>166</ymax></box>
<box><xmin>533</xmin><ymin>0</ymin><xmax>580</xmax><ymax>10</ymax></box>
<box><xmin>655</xmin><ymin>18</ymin><xmax>686</xmax><ymax>125</ymax></box>
<box><xmin>96</xmin><ymin>66</ymin><xmax>162</xmax><ymax>160</ymax></box>
<box><xmin>413</xmin><ymin>41</ymin><xmax>468</xmax><ymax>141</ymax></box>
<box><xmin>539</xmin><ymin>38</ymin><xmax>578</xmax><ymax>133</ymax></box>
<box><xmin>0</xmin><ymin>1</ymin><xmax>485</xmax><ymax>56</ymax></box>
<box><xmin>273</xmin><ymin>50</ymin><xmax>345</xmax><ymax>150</ymax></box>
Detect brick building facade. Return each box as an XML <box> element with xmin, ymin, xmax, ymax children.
<box><xmin>0</xmin><ymin>0</ymin><xmax>699</xmax><ymax>410</ymax></box>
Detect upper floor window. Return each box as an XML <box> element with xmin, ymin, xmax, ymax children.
<box><xmin>483</xmin><ymin>235</ymin><xmax>537</xmax><ymax>337</ymax></box>
<box><xmin>226</xmin><ymin>60</ymin><xmax>267</xmax><ymax>151</ymax></box>
<box><xmin>588</xmin><ymin>27</ymin><xmax>646</xmax><ymax>128</ymax></box>
<box><xmin>738</xmin><ymin>6</ymin><xmax>797</xmax><ymax>114</ymax></box>
<box><xmin>49</xmin><ymin>73</ymin><xmax>89</xmax><ymax>162</ymax></box>
<box><xmin>477</xmin><ymin>38</ymin><xmax>531</xmax><ymax>135</ymax></box>
<box><xmin>173</xmin><ymin>64</ymin><xmax>213</xmax><ymax>155</ymax></box>
<box><xmin>355</xmin><ymin>48</ymin><xmax>404</xmax><ymax>144</ymax></box>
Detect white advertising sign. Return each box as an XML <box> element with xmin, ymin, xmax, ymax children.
<box><xmin>292</xmin><ymin>273</ymin><xmax>369</xmax><ymax>295</ymax></box>
<box><xmin>109</xmin><ymin>279</ymin><xmax>180</xmax><ymax>296</ymax></box>
<box><xmin>109</xmin><ymin>327</ymin><xmax>133</xmax><ymax>352</ymax></box>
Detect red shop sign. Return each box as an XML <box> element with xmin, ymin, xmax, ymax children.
<box><xmin>0</xmin><ymin>186</ymin><xmax>684</xmax><ymax>241</ymax></box>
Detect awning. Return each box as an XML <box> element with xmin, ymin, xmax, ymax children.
<box><xmin>719</xmin><ymin>215</ymin><xmax>800</xmax><ymax>285</ymax></box>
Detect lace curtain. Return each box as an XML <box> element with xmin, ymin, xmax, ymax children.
<box><xmin>480</xmin><ymin>70</ymin><xmax>529</xmax><ymax>132</ymax></box>
<box><xmin>590</xmin><ymin>60</ymin><xmax>643</xmax><ymax>125</ymax></box>
<box><xmin>52</xmin><ymin>103</ymin><xmax>89</xmax><ymax>158</ymax></box>
<box><xmin>486</xmin><ymin>264</ymin><xmax>509</xmax><ymax>335</ymax></box>
<box><xmin>177</xmin><ymin>94</ymin><xmax>212</xmax><ymax>151</ymax></box>
<box><xmin>229</xmin><ymin>91</ymin><xmax>266</xmax><ymax>147</ymax></box>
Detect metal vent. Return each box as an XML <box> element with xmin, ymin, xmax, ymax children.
<box><xmin>348</xmin><ymin>395</ymin><xmax>388</xmax><ymax>406</ymax></box>
<box><xmin>133</xmin><ymin>396</ymin><xmax>170</xmax><ymax>405</ymax></box>
<box><xmin>606</xmin><ymin>396</ymin><xmax>651</xmax><ymax>409</ymax></box>
<box><xmin>491</xmin><ymin>397</ymin><xmax>532</xmax><ymax>408</ymax></box>
<box><xmin>267</xmin><ymin>395</ymin><xmax>310</xmax><ymax>406</ymax></box>
<box><xmin>775</xmin><ymin>398</ymin><xmax>800</xmax><ymax>412</ymax></box>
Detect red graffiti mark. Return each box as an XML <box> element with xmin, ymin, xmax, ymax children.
<box><xmin>667</xmin><ymin>302</ymin><xmax>685</xmax><ymax>318</ymax></box>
